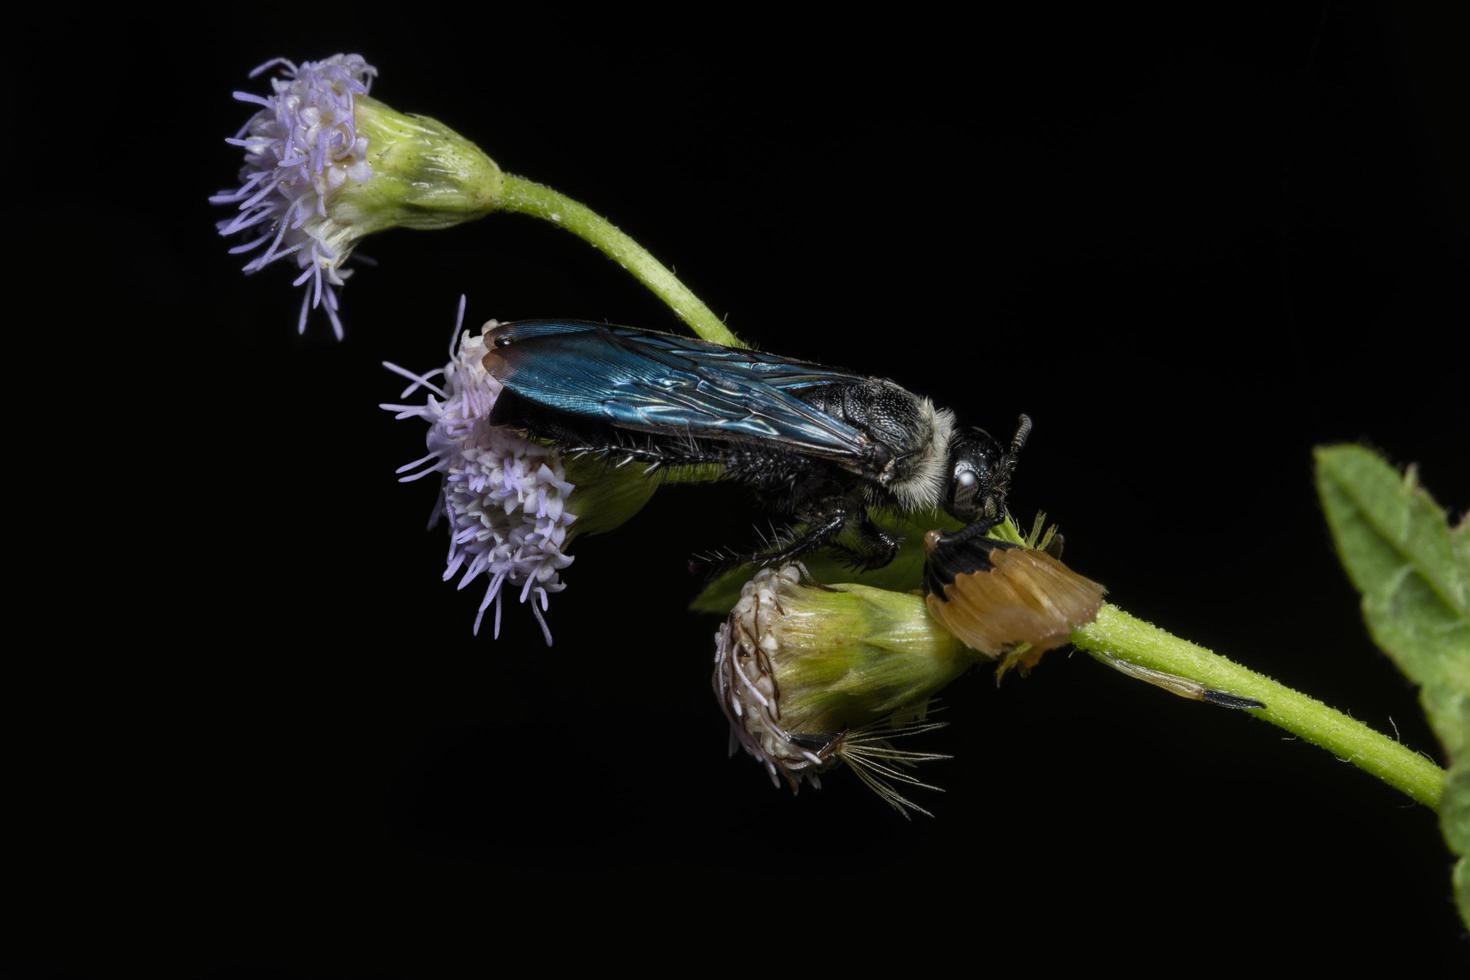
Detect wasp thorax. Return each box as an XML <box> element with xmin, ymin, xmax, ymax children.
<box><xmin>713</xmin><ymin>565</ymin><xmax>971</xmax><ymax>815</ymax></box>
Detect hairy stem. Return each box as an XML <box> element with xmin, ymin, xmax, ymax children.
<box><xmin>498</xmin><ymin>175</ymin><xmax>744</xmax><ymax>348</ymax></box>
<box><xmin>1071</xmin><ymin>604</ymin><xmax>1446</xmax><ymax>809</ymax></box>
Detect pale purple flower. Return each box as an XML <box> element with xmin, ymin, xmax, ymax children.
<box><xmin>211</xmin><ymin>54</ymin><xmax>378</xmax><ymax>339</ymax></box>
<box><xmin>381</xmin><ymin>299</ymin><xmax>577</xmax><ymax>644</ymax></box>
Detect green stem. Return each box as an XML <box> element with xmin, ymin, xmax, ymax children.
<box><xmin>1071</xmin><ymin>604</ymin><xmax>1446</xmax><ymax>809</ymax></box>
<box><xmin>498</xmin><ymin>175</ymin><xmax>744</xmax><ymax>348</ymax></box>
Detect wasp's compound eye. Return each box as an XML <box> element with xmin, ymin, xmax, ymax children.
<box><xmin>953</xmin><ymin>467</ymin><xmax>980</xmax><ymax>512</ymax></box>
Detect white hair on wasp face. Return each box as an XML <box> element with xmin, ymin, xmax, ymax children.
<box><xmin>380</xmin><ymin>298</ymin><xmax>576</xmax><ymax>644</ymax></box>
<box><xmin>887</xmin><ymin>399</ymin><xmax>956</xmax><ymax>511</ymax></box>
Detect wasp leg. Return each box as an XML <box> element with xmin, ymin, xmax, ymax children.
<box><xmin>927</xmin><ymin>514</ymin><xmax>1004</xmax><ymax>555</ymax></box>
<box><xmin>827</xmin><ymin>516</ymin><xmax>900</xmax><ymax>571</ymax></box>
<box><xmin>562</xmin><ymin>432</ymin><xmax>814</xmax><ymax>482</ymax></box>
<box><xmin>1095</xmin><ymin>653</ymin><xmax>1265</xmax><ymax>710</ymax></box>
<box><xmin>752</xmin><ymin>508</ymin><xmax>851</xmax><ymax>566</ymax></box>
<box><xmin>562</xmin><ymin>441</ymin><xmax>668</xmax><ymax>469</ymax></box>
<box><xmin>699</xmin><ymin>497</ymin><xmax>860</xmax><ymax>573</ymax></box>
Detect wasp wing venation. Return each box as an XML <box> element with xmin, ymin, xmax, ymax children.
<box><xmin>484</xmin><ymin>321</ymin><xmax>877</xmax><ymax>468</ymax></box>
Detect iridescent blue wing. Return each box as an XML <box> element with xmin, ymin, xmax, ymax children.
<box><xmin>484</xmin><ymin>320</ymin><xmax>873</xmax><ymax>467</ymax></box>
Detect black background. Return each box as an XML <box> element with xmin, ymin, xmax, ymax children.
<box><xmin>12</xmin><ymin>4</ymin><xmax>1470</xmax><ymax>974</ymax></box>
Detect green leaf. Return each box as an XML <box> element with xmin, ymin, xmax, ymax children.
<box><xmin>1315</xmin><ymin>444</ymin><xmax>1470</xmax><ymax>928</ymax></box>
<box><xmin>1315</xmin><ymin>446</ymin><xmax>1470</xmax><ymax>751</ymax></box>
<box><xmin>1448</xmin><ymin>760</ymin><xmax>1470</xmax><ymax>925</ymax></box>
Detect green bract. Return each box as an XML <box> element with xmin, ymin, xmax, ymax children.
<box><xmin>339</xmin><ymin>96</ymin><xmax>504</xmax><ymax>234</ymax></box>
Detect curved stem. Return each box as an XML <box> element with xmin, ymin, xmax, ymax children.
<box><xmin>498</xmin><ymin>175</ymin><xmax>744</xmax><ymax>348</ymax></box>
<box><xmin>1071</xmin><ymin>604</ymin><xmax>1446</xmax><ymax>809</ymax></box>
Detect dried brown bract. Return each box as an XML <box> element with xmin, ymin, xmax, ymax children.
<box><xmin>922</xmin><ymin>527</ymin><xmax>1105</xmax><ymax>674</ymax></box>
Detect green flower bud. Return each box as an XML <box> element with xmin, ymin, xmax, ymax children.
<box><xmin>714</xmin><ymin>565</ymin><xmax>974</xmax><ymax>816</ymax></box>
<box><xmin>336</xmin><ymin>95</ymin><xmax>503</xmax><ymax>235</ymax></box>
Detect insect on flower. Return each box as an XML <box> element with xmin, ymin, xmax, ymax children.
<box><xmin>381</xmin><ymin>302</ymin><xmax>661</xmax><ymax>644</ymax></box>
<box><xmin>481</xmin><ymin>320</ymin><xmax>1033</xmax><ymax>567</ymax></box>
<box><xmin>381</xmin><ymin>301</ymin><xmax>577</xmax><ymax>644</ymax></box>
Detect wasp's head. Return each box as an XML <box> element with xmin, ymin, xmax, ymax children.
<box><xmin>943</xmin><ymin>415</ymin><xmax>1032</xmax><ymax>523</ymax></box>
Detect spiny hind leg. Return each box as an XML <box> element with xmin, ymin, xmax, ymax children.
<box><xmin>825</xmin><ymin>514</ymin><xmax>900</xmax><ymax>571</ymax></box>
<box><xmin>696</xmin><ymin>496</ymin><xmax>860</xmax><ymax>573</ymax></box>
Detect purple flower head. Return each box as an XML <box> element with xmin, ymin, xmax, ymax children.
<box><xmin>382</xmin><ymin>299</ymin><xmax>577</xmax><ymax>644</ymax></box>
<box><xmin>212</xmin><ymin>54</ymin><xmax>378</xmax><ymax>339</ymax></box>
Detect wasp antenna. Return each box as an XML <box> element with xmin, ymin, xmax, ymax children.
<box><xmin>998</xmin><ymin>414</ymin><xmax>1033</xmax><ymax>488</ymax></box>
<box><xmin>1009</xmin><ymin>414</ymin><xmax>1033</xmax><ymax>459</ymax></box>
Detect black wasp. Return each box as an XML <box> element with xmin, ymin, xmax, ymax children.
<box><xmin>483</xmin><ymin>320</ymin><xmax>1031</xmax><ymax>569</ymax></box>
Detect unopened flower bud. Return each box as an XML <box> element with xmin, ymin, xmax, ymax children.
<box><xmin>714</xmin><ymin>565</ymin><xmax>971</xmax><ymax>816</ymax></box>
